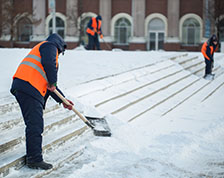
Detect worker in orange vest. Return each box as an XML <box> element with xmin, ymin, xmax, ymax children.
<box><xmin>201</xmin><ymin>34</ymin><xmax>219</xmax><ymax>79</ymax></box>
<box><xmin>10</xmin><ymin>33</ymin><xmax>74</xmax><ymax>170</ymax></box>
<box><xmin>86</xmin><ymin>15</ymin><xmax>103</xmax><ymax>50</ymax></box>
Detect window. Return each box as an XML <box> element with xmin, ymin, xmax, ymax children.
<box><xmin>81</xmin><ymin>16</ymin><xmax>92</xmax><ymax>45</ymax></box>
<box><xmin>114</xmin><ymin>18</ymin><xmax>131</xmax><ymax>45</ymax></box>
<box><xmin>148</xmin><ymin>18</ymin><xmax>165</xmax><ymax>50</ymax></box>
<box><xmin>182</xmin><ymin>18</ymin><xmax>200</xmax><ymax>45</ymax></box>
<box><xmin>17</xmin><ymin>18</ymin><xmax>32</xmax><ymax>42</ymax></box>
<box><xmin>49</xmin><ymin>17</ymin><xmax>65</xmax><ymax>38</ymax></box>
<box><xmin>220</xmin><ymin>19</ymin><xmax>224</xmax><ymax>42</ymax></box>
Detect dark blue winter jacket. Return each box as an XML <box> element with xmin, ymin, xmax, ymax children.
<box><xmin>11</xmin><ymin>33</ymin><xmax>67</xmax><ymax>107</ymax></box>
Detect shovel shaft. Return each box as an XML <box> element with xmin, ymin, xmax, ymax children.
<box><xmin>101</xmin><ymin>38</ymin><xmax>111</xmax><ymax>50</ymax></box>
<box><xmin>53</xmin><ymin>89</ymin><xmax>95</xmax><ymax>129</ymax></box>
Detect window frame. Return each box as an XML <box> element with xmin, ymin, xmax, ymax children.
<box><xmin>111</xmin><ymin>13</ymin><xmax>133</xmax><ymax>45</ymax></box>
<box><xmin>49</xmin><ymin>16</ymin><xmax>65</xmax><ymax>38</ymax></box>
<box><xmin>114</xmin><ymin>17</ymin><xmax>131</xmax><ymax>45</ymax></box>
<box><xmin>46</xmin><ymin>12</ymin><xmax>66</xmax><ymax>38</ymax></box>
<box><xmin>179</xmin><ymin>13</ymin><xmax>203</xmax><ymax>46</ymax></box>
<box><xmin>182</xmin><ymin>18</ymin><xmax>200</xmax><ymax>46</ymax></box>
<box><xmin>17</xmin><ymin>17</ymin><xmax>32</xmax><ymax>42</ymax></box>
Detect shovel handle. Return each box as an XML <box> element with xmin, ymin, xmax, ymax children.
<box><xmin>53</xmin><ymin>89</ymin><xmax>94</xmax><ymax>129</ymax></box>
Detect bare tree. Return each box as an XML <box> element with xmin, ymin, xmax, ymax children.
<box><xmin>214</xmin><ymin>0</ymin><xmax>224</xmax><ymax>40</ymax></box>
<box><xmin>1</xmin><ymin>0</ymin><xmax>17</xmax><ymax>47</ymax></box>
<box><xmin>205</xmin><ymin>0</ymin><xmax>224</xmax><ymax>40</ymax></box>
<box><xmin>78</xmin><ymin>0</ymin><xmax>84</xmax><ymax>45</ymax></box>
<box><xmin>1</xmin><ymin>0</ymin><xmax>41</xmax><ymax>47</ymax></box>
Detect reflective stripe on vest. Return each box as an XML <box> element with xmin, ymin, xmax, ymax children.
<box><xmin>13</xmin><ymin>41</ymin><xmax>58</xmax><ymax>96</ymax></box>
<box><xmin>19</xmin><ymin>60</ymin><xmax>48</xmax><ymax>82</ymax></box>
<box><xmin>25</xmin><ymin>54</ymin><xmax>41</xmax><ymax>62</ymax></box>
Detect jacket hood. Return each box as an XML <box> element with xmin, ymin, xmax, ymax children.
<box><xmin>46</xmin><ymin>33</ymin><xmax>67</xmax><ymax>54</ymax></box>
<box><xmin>208</xmin><ymin>34</ymin><xmax>218</xmax><ymax>45</ymax></box>
<box><xmin>96</xmin><ymin>15</ymin><xmax>102</xmax><ymax>21</ymax></box>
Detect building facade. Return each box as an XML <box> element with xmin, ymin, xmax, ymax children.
<box><xmin>0</xmin><ymin>0</ymin><xmax>221</xmax><ymax>51</ymax></box>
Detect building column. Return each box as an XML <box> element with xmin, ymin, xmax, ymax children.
<box><xmin>167</xmin><ymin>0</ymin><xmax>180</xmax><ymax>42</ymax></box>
<box><xmin>32</xmin><ymin>0</ymin><xmax>46</xmax><ymax>41</ymax></box>
<box><xmin>99</xmin><ymin>0</ymin><xmax>111</xmax><ymax>41</ymax></box>
<box><xmin>66</xmin><ymin>0</ymin><xmax>79</xmax><ymax>42</ymax></box>
<box><xmin>131</xmin><ymin>0</ymin><xmax>145</xmax><ymax>44</ymax></box>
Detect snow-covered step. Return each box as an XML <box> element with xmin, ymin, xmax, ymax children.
<box><xmin>168</xmin><ymin>53</ymin><xmax>188</xmax><ymax>60</ymax></box>
<box><xmin>183</xmin><ymin>59</ymin><xmax>203</xmax><ymax>71</ymax></box>
<box><xmin>167</xmin><ymin>73</ymin><xmax>224</xmax><ymax>114</ymax></box>
<box><xmin>0</xmin><ymin>99</ymin><xmax>19</xmax><ymax>116</ymax></box>
<box><xmin>96</xmin><ymin>69</ymin><xmax>189</xmax><ymax>115</ymax></box>
<box><xmin>2</xmin><ymin>52</ymin><xmax>223</xmax><ymax>178</ymax></box>
<box><xmin>114</xmin><ymin>74</ymin><xmax>198</xmax><ymax>122</ymax></box>
<box><xmin>79</xmin><ymin>65</ymin><xmax>183</xmax><ymax>107</ymax></box>
<box><xmin>67</xmin><ymin>59</ymin><xmax>175</xmax><ymax>98</ymax></box>
<box><xmin>0</xmin><ymin>115</ymin><xmax>87</xmax><ymax>177</ymax></box>
<box><xmin>4</xmin><ymin>130</ymin><xmax>92</xmax><ymax>178</ymax></box>
<box><xmin>190</xmin><ymin>64</ymin><xmax>204</xmax><ymax>75</ymax></box>
<box><xmin>161</xmin><ymin>73</ymin><xmax>224</xmax><ymax>119</ymax></box>
<box><xmin>174</xmin><ymin>55</ymin><xmax>199</xmax><ymax>65</ymax></box>
<box><xmin>199</xmin><ymin>73</ymin><xmax>224</xmax><ymax>103</ymax></box>
<box><xmin>0</xmin><ymin>107</ymin><xmax>76</xmax><ymax>154</ymax></box>
<box><xmin>192</xmin><ymin>63</ymin><xmax>224</xmax><ymax>79</ymax></box>
<box><xmin>0</xmin><ymin>103</ymin><xmax>60</xmax><ymax>133</ymax></box>
<box><xmin>0</xmin><ymin>95</ymin><xmax>17</xmax><ymax>108</ymax></box>
<box><xmin>152</xmin><ymin>78</ymin><xmax>209</xmax><ymax>116</ymax></box>
<box><xmin>211</xmin><ymin>65</ymin><xmax>224</xmax><ymax>77</ymax></box>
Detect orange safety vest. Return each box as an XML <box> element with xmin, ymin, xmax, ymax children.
<box><xmin>86</xmin><ymin>17</ymin><xmax>102</xmax><ymax>36</ymax></box>
<box><xmin>13</xmin><ymin>41</ymin><xmax>59</xmax><ymax>96</ymax></box>
<box><xmin>201</xmin><ymin>41</ymin><xmax>218</xmax><ymax>61</ymax></box>
<box><xmin>201</xmin><ymin>42</ymin><xmax>211</xmax><ymax>60</ymax></box>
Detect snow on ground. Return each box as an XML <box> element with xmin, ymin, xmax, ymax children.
<box><xmin>1</xmin><ymin>48</ymin><xmax>224</xmax><ymax>177</ymax></box>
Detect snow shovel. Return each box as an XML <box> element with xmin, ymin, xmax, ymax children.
<box><xmin>53</xmin><ymin>89</ymin><xmax>111</xmax><ymax>137</ymax></box>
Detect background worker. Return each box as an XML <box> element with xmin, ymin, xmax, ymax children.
<box><xmin>201</xmin><ymin>34</ymin><xmax>219</xmax><ymax>79</ymax></box>
<box><xmin>10</xmin><ymin>33</ymin><xmax>74</xmax><ymax>170</ymax></box>
<box><xmin>85</xmin><ymin>15</ymin><xmax>103</xmax><ymax>50</ymax></box>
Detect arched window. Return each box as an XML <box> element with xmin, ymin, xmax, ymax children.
<box><xmin>17</xmin><ymin>17</ymin><xmax>32</xmax><ymax>42</ymax></box>
<box><xmin>114</xmin><ymin>18</ymin><xmax>131</xmax><ymax>45</ymax></box>
<box><xmin>49</xmin><ymin>17</ymin><xmax>65</xmax><ymax>38</ymax></box>
<box><xmin>81</xmin><ymin>16</ymin><xmax>92</xmax><ymax>45</ymax></box>
<box><xmin>182</xmin><ymin>18</ymin><xmax>200</xmax><ymax>45</ymax></box>
<box><xmin>148</xmin><ymin>18</ymin><xmax>165</xmax><ymax>50</ymax></box>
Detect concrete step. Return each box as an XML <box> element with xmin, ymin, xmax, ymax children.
<box><xmin>68</xmin><ymin>59</ymin><xmax>176</xmax><ymax>99</ymax></box>
<box><xmin>174</xmin><ymin>55</ymin><xmax>199</xmax><ymax>65</ymax></box>
<box><xmin>168</xmin><ymin>53</ymin><xmax>188</xmax><ymax>60</ymax></box>
<box><xmin>0</xmin><ymin>102</ymin><xmax>60</xmax><ymax>132</ymax></box>
<box><xmin>2</xmin><ymin>53</ymin><xmax>224</xmax><ymax>177</ymax></box>
<box><xmin>2</xmin><ymin>58</ymin><xmax>177</xmax><ymax>176</ymax></box>
<box><xmin>115</xmin><ymin>74</ymin><xmax>198</xmax><ymax>122</ymax></box>
<box><xmin>0</xmin><ymin>107</ymin><xmax>76</xmax><ymax>155</ymax></box>
<box><xmin>97</xmin><ymin>70</ymin><xmax>190</xmax><ymax>117</ymax></box>
<box><xmin>78</xmin><ymin>63</ymin><xmax>183</xmax><ymax>107</ymax></box>
<box><xmin>0</xmin><ymin>115</ymin><xmax>87</xmax><ymax>177</ymax></box>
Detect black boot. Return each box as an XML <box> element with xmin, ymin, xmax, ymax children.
<box><xmin>27</xmin><ymin>161</ymin><xmax>53</xmax><ymax>170</ymax></box>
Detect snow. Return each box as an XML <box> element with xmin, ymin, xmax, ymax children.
<box><xmin>1</xmin><ymin>48</ymin><xmax>224</xmax><ymax>177</ymax></box>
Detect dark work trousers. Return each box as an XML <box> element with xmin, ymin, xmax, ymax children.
<box><xmin>86</xmin><ymin>33</ymin><xmax>100</xmax><ymax>50</ymax></box>
<box><xmin>14</xmin><ymin>91</ymin><xmax>43</xmax><ymax>163</ymax></box>
<box><xmin>205</xmin><ymin>58</ymin><xmax>212</xmax><ymax>75</ymax></box>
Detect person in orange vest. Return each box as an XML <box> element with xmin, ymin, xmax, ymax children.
<box><xmin>85</xmin><ymin>15</ymin><xmax>103</xmax><ymax>50</ymax></box>
<box><xmin>10</xmin><ymin>33</ymin><xmax>74</xmax><ymax>170</ymax></box>
<box><xmin>201</xmin><ymin>34</ymin><xmax>219</xmax><ymax>79</ymax></box>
